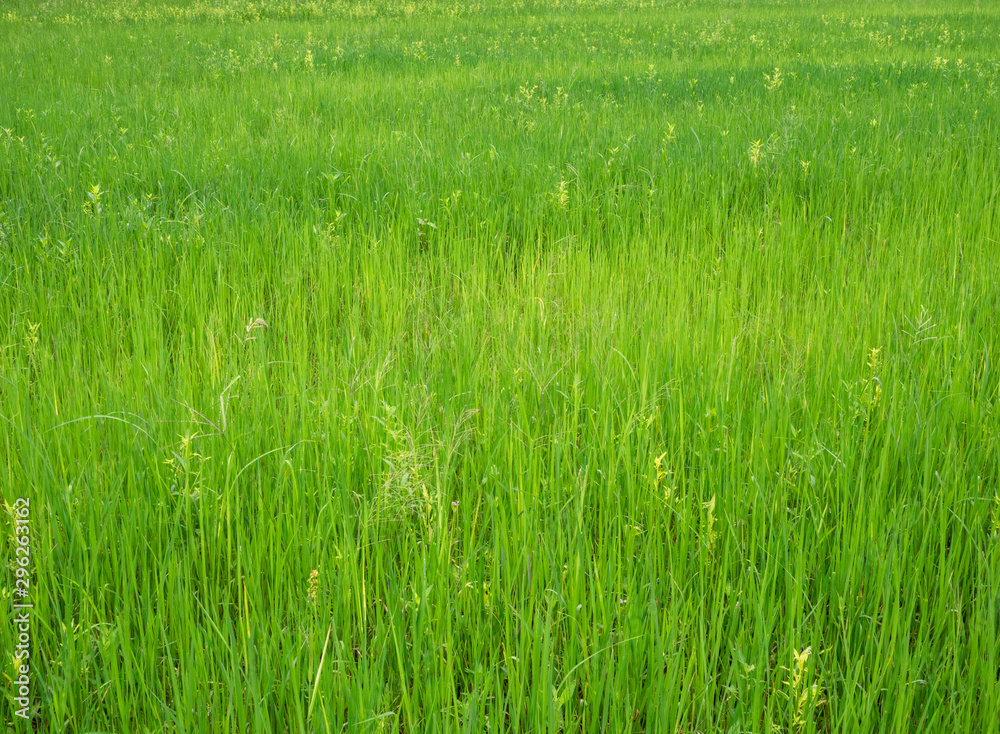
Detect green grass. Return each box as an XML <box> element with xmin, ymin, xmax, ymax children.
<box><xmin>1</xmin><ymin>0</ymin><xmax>999</xmax><ymax>731</ymax></box>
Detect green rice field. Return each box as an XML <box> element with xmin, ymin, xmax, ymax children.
<box><xmin>1</xmin><ymin>0</ymin><xmax>999</xmax><ymax>731</ymax></box>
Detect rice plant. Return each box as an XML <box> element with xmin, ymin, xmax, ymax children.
<box><xmin>1</xmin><ymin>0</ymin><xmax>998</xmax><ymax>731</ymax></box>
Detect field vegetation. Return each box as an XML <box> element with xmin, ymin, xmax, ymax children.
<box><xmin>1</xmin><ymin>0</ymin><xmax>998</xmax><ymax>731</ymax></box>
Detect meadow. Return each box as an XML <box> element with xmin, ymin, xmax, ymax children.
<box><xmin>1</xmin><ymin>0</ymin><xmax>999</xmax><ymax>731</ymax></box>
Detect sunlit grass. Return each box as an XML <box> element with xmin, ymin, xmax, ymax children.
<box><xmin>1</xmin><ymin>0</ymin><xmax>998</xmax><ymax>731</ymax></box>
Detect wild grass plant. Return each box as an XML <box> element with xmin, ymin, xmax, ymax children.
<box><xmin>1</xmin><ymin>0</ymin><xmax>998</xmax><ymax>731</ymax></box>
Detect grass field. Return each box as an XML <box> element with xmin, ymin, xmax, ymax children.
<box><xmin>2</xmin><ymin>0</ymin><xmax>999</xmax><ymax>731</ymax></box>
